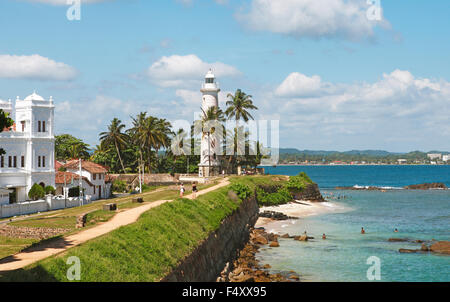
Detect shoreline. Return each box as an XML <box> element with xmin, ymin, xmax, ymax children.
<box><xmin>255</xmin><ymin>200</ymin><xmax>350</xmax><ymax>229</ymax></box>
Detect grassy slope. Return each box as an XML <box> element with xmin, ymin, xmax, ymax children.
<box><xmin>0</xmin><ymin>176</ymin><xmax>286</xmax><ymax>282</ymax></box>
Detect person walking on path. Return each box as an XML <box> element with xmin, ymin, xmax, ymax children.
<box><xmin>180</xmin><ymin>183</ymin><xmax>185</xmax><ymax>198</ymax></box>
<box><xmin>192</xmin><ymin>182</ymin><xmax>198</xmax><ymax>199</ymax></box>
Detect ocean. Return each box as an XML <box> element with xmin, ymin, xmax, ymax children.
<box><xmin>257</xmin><ymin>165</ymin><xmax>450</xmax><ymax>282</ymax></box>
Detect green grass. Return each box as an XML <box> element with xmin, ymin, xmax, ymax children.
<box><xmin>85</xmin><ymin>210</ymin><xmax>116</xmax><ymax>227</ymax></box>
<box><xmin>8</xmin><ymin>217</ymin><xmax>77</xmax><ymax>229</ymax></box>
<box><xmin>0</xmin><ymin>236</ymin><xmax>39</xmax><ymax>259</ymax></box>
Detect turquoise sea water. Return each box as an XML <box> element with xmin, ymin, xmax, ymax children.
<box><xmin>257</xmin><ymin>165</ymin><xmax>450</xmax><ymax>282</ymax></box>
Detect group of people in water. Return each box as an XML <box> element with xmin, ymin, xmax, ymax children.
<box><xmin>179</xmin><ymin>182</ymin><xmax>198</xmax><ymax>199</ymax></box>
<box><xmin>316</xmin><ymin>226</ymin><xmax>399</xmax><ymax>240</ymax></box>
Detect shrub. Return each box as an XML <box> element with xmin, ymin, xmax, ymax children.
<box><xmin>28</xmin><ymin>184</ymin><xmax>45</xmax><ymax>201</ymax></box>
<box><xmin>256</xmin><ymin>186</ymin><xmax>292</xmax><ymax>206</ymax></box>
<box><xmin>112</xmin><ymin>180</ymin><xmax>127</xmax><ymax>193</ymax></box>
<box><xmin>230</xmin><ymin>183</ymin><xmax>252</xmax><ymax>200</ymax></box>
<box><xmin>68</xmin><ymin>186</ymin><xmax>84</xmax><ymax>198</ymax></box>
<box><xmin>286</xmin><ymin>172</ymin><xmax>313</xmax><ymax>192</ymax></box>
<box><xmin>44</xmin><ymin>185</ymin><xmax>56</xmax><ymax>195</ymax></box>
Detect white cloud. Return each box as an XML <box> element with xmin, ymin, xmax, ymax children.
<box><xmin>236</xmin><ymin>0</ymin><xmax>389</xmax><ymax>41</ymax></box>
<box><xmin>0</xmin><ymin>54</ymin><xmax>78</xmax><ymax>81</ymax></box>
<box><xmin>268</xmin><ymin>70</ymin><xmax>450</xmax><ymax>150</ymax></box>
<box><xmin>147</xmin><ymin>54</ymin><xmax>241</xmax><ymax>88</ymax></box>
<box><xmin>275</xmin><ymin>72</ymin><xmax>324</xmax><ymax>97</ymax></box>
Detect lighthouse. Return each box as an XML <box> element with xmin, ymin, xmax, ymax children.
<box><xmin>198</xmin><ymin>69</ymin><xmax>221</xmax><ymax>177</ymax></box>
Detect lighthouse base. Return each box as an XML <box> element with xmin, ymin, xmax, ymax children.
<box><xmin>198</xmin><ymin>165</ymin><xmax>220</xmax><ymax>178</ymax></box>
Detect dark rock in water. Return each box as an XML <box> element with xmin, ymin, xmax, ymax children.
<box><xmin>404</xmin><ymin>183</ymin><xmax>447</xmax><ymax>190</ymax></box>
<box><xmin>259</xmin><ymin>211</ymin><xmax>298</xmax><ymax>221</ymax></box>
<box><xmin>430</xmin><ymin>241</ymin><xmax>450</xmax><ymax>255</ymax></box>
<box><xmin>389</xmin><ymin>238</ymin><xmax>410</xmax><ymax>242</ymax></box>
<box><xmin>420</xmin><ymin>243</ymin><xmax>430</xmax><ymax>252</ymax></box>
<box><xmin>399</xmin><ymin>248</ymin><xmax>418</xmax><ymax>253</ymax></box>
<box><xmin>281</xmin><ymin>233</ymin><xmax>290</xmax><ymax>238</ymax></box>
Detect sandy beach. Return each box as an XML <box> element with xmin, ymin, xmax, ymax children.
<box><xmin>255</xmin><ymin>200</ymin><xmax>350</xmax><ymax>230</ymax></box>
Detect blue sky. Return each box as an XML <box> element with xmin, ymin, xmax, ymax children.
<box><xmin>0</xmin><ymin>0</ymin><xmax>449</xmax><ymax>152</ymax></box>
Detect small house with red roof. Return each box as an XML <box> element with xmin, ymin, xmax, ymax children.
<box><xmin>57</xmin><ymin>159</ymin><xmax>111</xmax><ymax>200</ymax></box>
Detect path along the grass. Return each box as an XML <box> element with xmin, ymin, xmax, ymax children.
<box><xmin>0</xmin><ymin>178</ymin><xmax>230</xmax><ymax>272</ymax></box>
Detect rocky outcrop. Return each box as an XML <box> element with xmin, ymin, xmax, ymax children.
<box><xmin>404</xmin><ymin>183</ymin><xmax>447</xmax><ymax>190</ymax></box>
<box><xmin>292</xmin><ymin>183</ymin><xmax>325</xmax><ymax>202</ymax></box>
<box><xmin>218</xmin><ymin>228</ymin><xmax>300</xmax><ymax>282</ymax></box>
<box><xmin>161</xmin><ymin>194</ymin><xmax>260</xmax><ymax>282</ymax></box>
<box><xmin>430</xmin><ymin>241</ymin><xmax>450</xmax><ymax>255</ymax></box>
<box><xmin>259</xmin><ymin>211</ymin><xmax>298</xmax><ymax>221</ymax></box>
<box><xmin>396</xmin><ymin>240</ymin><xmax>450</xmax><ymax>255</ymax></box>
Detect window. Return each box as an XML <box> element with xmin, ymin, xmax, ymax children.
<box><xmin>13</xmin><ymin>156</ymin><xmax>17</xmax><ymax>168</ymax></box>
<box><xmin>8</xmin><ymin>156</ymin><xmax>12</xmax><ymax>168</ymax></box>
<box><xmin>21</xmin><ymin>156</ymin><xmax>25</xmax><ymax>168</ymax></box>
<box><xmin>42</xmin><ymin>156</ymin><xmax>46</xmax><ymax>168</ymax></box>
<box><xmin>21</xmin><ymin>121</ymin><xmax>25</xmax><ymax>132</ymax></box>
<box><xmin>1</xmin><ymin>156</ymin><xmax>4</xmax><ymax>168</ymax></box>
<box><xmin>38</xmin><ymin>121</ymin><xmax>41</xmax><ymax>132</ymax></box>
<box><xmin>93</xmin><ymin>174</ymin><xmax>96</xmax><ymax>180</ymax></box>
<box><xmin>43</xmin><ymin>121</ymin><xmax>46</xmax><ymax>132</ymax></box>
<box><xmin>38</xmin><ymin>156</ymin><xmax>41</xmax><ymax>168</ymax></box>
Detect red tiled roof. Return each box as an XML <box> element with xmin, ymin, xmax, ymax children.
<box><xmin>55</xmin><ymin>171</ymin><xmax>94</xmax><ymax>187</ymax></box>
<box><xmin>55</xmin><ymin>160</ymin><xmax>63</xmax><ymax>171</ymax></box>
<box><xmin>63</xmin><ymin>159</ymin><xmax>109</xmax><ymax>174</ymax></box>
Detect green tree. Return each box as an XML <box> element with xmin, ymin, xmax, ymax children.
<box><xmin>28</xmin><ymin>184</ymin><xmax>45</xmax><ymax>201</ymax></box>
<box><xmin>55</xmin><ymin>134</ymin><xmax>90</xmax><ymax>160</ymax></box>
<box><xmin>0</xmin><ymin>109</ymin><xmax>14</xmax><ymax>155</ymax></box>
<box><xmin>99</xmin><ymin>118</ymin><xmax>128</xmax><ymax>174</ymax></box>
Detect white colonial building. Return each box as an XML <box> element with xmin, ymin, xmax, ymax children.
<box><xmin>0</xmin><ymin>92</ymin><xmax>55</xmax><ymax>204</ymax></box>
<box><xmin>198</xmin><ymin>70</ymin><xmax>221</xmax><ymax>177</ymax></box>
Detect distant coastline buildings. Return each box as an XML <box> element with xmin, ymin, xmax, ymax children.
<box><xmin>0</xmin><ymin>93</ymin><xmax>55</xmax><ymax>204</ymax></box>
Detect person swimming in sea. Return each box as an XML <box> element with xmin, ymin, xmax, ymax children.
<box><xmin>361</xmin><ymin>227</ymin><xmax>366</xmax><ymax>234</ymax></box>
<box><xmin>394</xmin><ymin>228</ymin><xmax>398</xmax><ymax>233</ymax></box>
<box><xmin>322</xmin><ymin>233</ymin><xmax>327</xmax><ymax>240</ymax></box>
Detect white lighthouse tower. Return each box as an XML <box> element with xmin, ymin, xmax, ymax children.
<box><xmin>198</xmin><ymin>69</ymin><xmax>221</xmax><ymax>177</ymax></box>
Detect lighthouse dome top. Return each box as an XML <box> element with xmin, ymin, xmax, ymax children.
<box><xmin>205</xmin><ymin>69</ymin><xmax>215</xmax><ymax>79</ymax></box>
<box><xmin>24</xmin><ymin>92</ymin><xmax>45</xmax><ymax>102</ymax></box>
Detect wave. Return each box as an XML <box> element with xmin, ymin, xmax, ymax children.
<box><xmin>352</xmin><ymin>185</ymin><xmax>404</xmax><ymax>190</ymax></box>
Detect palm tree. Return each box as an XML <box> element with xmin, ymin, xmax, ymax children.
<box><xmin>99</xmin><ymin>118</ymin><xmax>128</xmax><ymax>173</ymax></box>
<box><xmin>225</xmin><ymin>89</ymin><xmax>258</xmax><ymax>129</ymax></box>
<box><xmin>225</xmin><ymin>89</ymin><xmax>258</xmax><ymax>173</ymax></box>
<box><xmin>128</xmin><ymin>112</ymin><xmax>148</xmax><ymax>175</ymax></box>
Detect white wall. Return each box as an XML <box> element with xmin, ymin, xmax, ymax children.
<box><xmin>0</xmin><ymin>197</ymin><xmax>92</xmax><ymax>218</ymax></box>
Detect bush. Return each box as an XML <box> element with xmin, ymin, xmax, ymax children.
<box><xmin>44</xmin><ymin>185</ymin><xmax>56</xmax><ymax>195</ymax></box>
<box><xmin>286</xmin><ymin>172</ymin><xmax>313</xmax><ymax>192</ymax></box>
<box><xmin>112</xmin><ymin>180</ymin><xmax>127</xmax><ymax>193</ymax></box>
<box><xmin>28</xmin><ymin>184</ymin><xmax>45</xmax><ymax>201</ymax></box>
<box><xmin>68</xmin><ymin>186</ymin><xmax>84</xmax><ymax>198</ymax></box>
<box><xmin>256</xmin><ymin>186</ymin><xmax>292</xmax><ymax>206</ymax></box>
<box><xmin>230</xmin><ymin>183</ymin><xmax>252</xmax><ymax>200</ymax></box>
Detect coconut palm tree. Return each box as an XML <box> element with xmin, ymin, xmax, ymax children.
<box><xmin>225</xmin><ymin>89</ymin><xmax>258</xmax><ymax>173</ymax></box>
<box><xmin>225</xmin><ymin>89</ymin><xmax>258</xmax><ymax>129</ymax></box>
<box><xmin>128</xmin><ymin>112</ymin><xmax>148</xmax><ymax>175</ymax></box>
<box><xmin>99</xmin><ymin>118</ymin><xmax>128</xmax><ymax>173</ymax></box>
